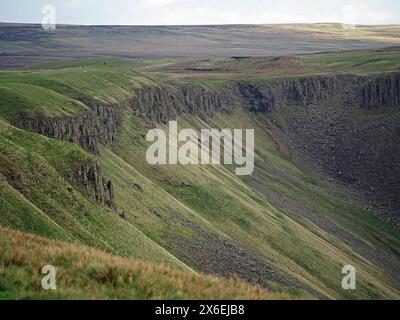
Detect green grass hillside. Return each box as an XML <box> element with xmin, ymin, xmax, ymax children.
<box><xmin>0</xmin><ymin>50</ymin><xmax>399</xmax><ymax>300</ymax></box>
<box><xmin>104</xmin><ymin>109</ymin><xmax>400</xmax><ymax>300</ymax></box>
<box><xmin>0</xmin><ymin>119</ymin><xmax>191</xmax><ymax>272</ymax></box>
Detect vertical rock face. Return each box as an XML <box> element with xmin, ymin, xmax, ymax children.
<box><xmin>247</xmin><ymin>74</ymin><xmax>365</xmax><ymax>109</ymax></box>
<box><xmin>131</xmin><ymin>84</ymin><xmax>236</xmax><ymax>123</ymax></box>
<box><xmin>359</xmin><ymin>73</ymin><xmax>400</xmax><ymax>109</ymax></box>
<box><xmin>130</xmin><ymin>75</ymin><xmax>365</xmax><ymax>119</ymax></box>
<box><xmin>237</xmin><ymin>82</ymin><xmax>275</xmax><ymax>112</ymax></box>
<box><xmin>11</xmin><ymin>101</ymin><xmax>126</xmax><ymax>154</ymax></box>
<box><xmin>276</xmin><ymin>75</ymin><xmax>358</xmax><ymax>106</ymax></box>
<box><xmin>69</xmin><ymin>160</ymin><xmax>117</xmax><ymax>212</ymax></box>
<box><xmin>263</xmin><ymin>73</ymin><xmax>400</xmax><ymax>110</ymax></box>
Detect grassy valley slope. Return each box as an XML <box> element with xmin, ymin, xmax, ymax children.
<box><xmin>0</xmin><ymin>49</ymin><xmax>399</xmax><ymax>299</ymax></box>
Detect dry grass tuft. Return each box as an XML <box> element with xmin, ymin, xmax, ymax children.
<box><xmin>0</xmin><ymin>227</ymin><xmax>293</xmax><ymax>300</ymax></box>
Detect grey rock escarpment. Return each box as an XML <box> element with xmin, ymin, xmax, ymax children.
<box><xmin>13</xmin><ymin>74</ymin><xmax>398</xmax><ymax>153</ymax></box>
<box><xmin>131</xmin><ymin>84</ymin><xmax>236</xmax><ymax>122</ymax></box>
<box><xmin>237</xmin><ymin>73</ymin><xmax>400</xmax><ymax>111</ymax></box>
<box><xmin>11</xmin><ymin>101</ymin><xmax>126</xmax><ymax>154</ymax></box>
<box><xmin>236</xmin><ymin>74</ymin><xmax>363</xmax><ymax>112</ymax></box>
<box><xmin>359</xmin><ymin>73</ymin><xmax>400</xmax><ymax>109</ymax></box>
<box><xmin>8</xmin><ymin>72</ymin><xmax>400</xmax><ymax>221</ymax></box>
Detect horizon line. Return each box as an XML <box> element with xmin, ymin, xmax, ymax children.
<box><xmin>1</xmin><ymin>21</ymin><xmax>400</xmax><ymax>27</ymax></box>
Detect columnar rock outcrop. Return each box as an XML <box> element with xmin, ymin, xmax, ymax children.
<box><xmin>69</xmin><ymin>160</ymin><xmax>117</xmax><ymax>212</ymax></box>
<box><xmin>239</xmin><ymin>74</ymin><xmax>364</xmax><ymax>110</ymax></box>
<box><xmin>131</xmin><ymin>84</ymin><xmax>236</xmax><ymax>123</ymax></box>
<box><xmin>11</xmin><ymin>101</ymin><xmax>126</xmax><ymax>154</ymax></box>
<box><xmin>359</xmin><ymin>73</ymin><xmax>400</xmax><ymax>109</ymax></box>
